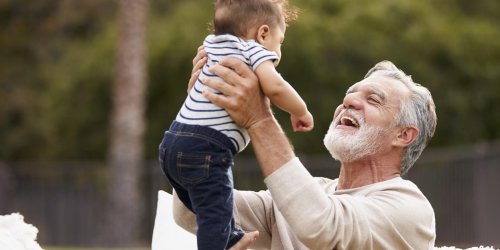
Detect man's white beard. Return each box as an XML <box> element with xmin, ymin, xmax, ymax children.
<box><xmin>323</xmin><ymin>112</ymin><xmax>392</xmax><ymax>163</ymax></box>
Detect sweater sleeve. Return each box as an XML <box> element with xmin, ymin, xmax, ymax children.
<box><xmin>232</xmin><ymin>190</ymin><xmax>275</xmax><ymax>249</ymax></box>
<box><xmin>264</xmin><ymin>158</ymin><xmax>435</xmax><ymax>249</ymax></box>
<box><xmin>264</xmin><ymin>157</ymin><xmax>347</xmax><ymax>249</ymax></box>
<box><xmin>173</xmin><ymin>187</ymin><xmax>277</xmax><ymax>249</ymax></box>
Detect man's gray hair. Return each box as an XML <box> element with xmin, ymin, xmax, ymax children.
<box><xmin>365</xmin><ymin>61</ymin><xmax>437</xmax><ymax>175</ymax></box>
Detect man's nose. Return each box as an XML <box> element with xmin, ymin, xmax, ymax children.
<box><xmin>342</xmin><ymin>93</ymin><xmax>362</xmax><ymax>110</ymax></box>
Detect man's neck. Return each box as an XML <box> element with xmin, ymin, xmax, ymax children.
<box><xmin>337</xmin><ymin>156</ymin><xmax>401</xmax><ymax>190</ymax></box>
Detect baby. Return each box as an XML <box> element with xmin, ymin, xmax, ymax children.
<box><xmin>159</xmin><ymin>0</ymin><xmax>313</xmax><ymax>249</ymax></box>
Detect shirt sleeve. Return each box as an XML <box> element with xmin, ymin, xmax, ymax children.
<box><xmin>243</xmin><ymin>42</ymin><xmax>279</xmax><ymax>71</ymax></box>
<box><xmin>173</xmin><ymin>186</ymin><xmax>276</xmax><ymax>249</ymax></box>
<box><xmin>264</xmin><ymin>157</ymin><xmax>344</xmax><ymax>249</ymax></box>
<box><xmin>263</xmin><ymin>157</ymin><xmax>435</xmax><ymax>249</ymax></box>
<box><xmin>233</xmin><ymin>190</ymin><xmax>275</xmax><ymax>249</ymax></box>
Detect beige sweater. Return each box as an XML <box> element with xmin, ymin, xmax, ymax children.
<box><xmin>173</xmin><ymin>157</ymin><xmax>436</xmax><ymax>250</ymax></box>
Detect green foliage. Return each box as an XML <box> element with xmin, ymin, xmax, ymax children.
<box><xmin>37</xmin><ymin>26</ymin><xmax>116</xmax><ymax>160</ymax></box>
<box><xmin>0</xmin><ymin>0</ymin><xmax>116</xmax><ymax>160</ymax></box>
<box><xmin>0</xmin><ymin>0</ymin><xmax>499</xmax><ymax>160</ymax></box>
<box><xmin>278</xmin><ymin>0</ymin><xmax>500</xmax><ymax>151</ymax></box>
<box><xmin>146</xmin><ymin>1</ymin><xmax>213</xmax><ymax>156</ymax></box>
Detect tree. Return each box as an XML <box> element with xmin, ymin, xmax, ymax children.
<box><xmin>104</xmin><ymin>0</ymin><xmax>149</xmax><ymax>246</ymax></box>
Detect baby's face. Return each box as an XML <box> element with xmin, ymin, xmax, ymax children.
<box><xmin>261</xmin><ymin>21</ymin><xmax>286</xmax><ymax>65</ymax></box>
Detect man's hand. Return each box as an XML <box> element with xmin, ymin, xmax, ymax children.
<box><xmin>187</xmin><ymin>45</ymin><xmax>207</xmax><ymax>93</ymax></box>
<box><xmin>203</xmin><ymin>57</ymin><xmax>295</xmax><ymax>177</ymax></box>
<box><xmin>201</xmin><ymin>57</ymin><xmax>273</xmax><ymax>129</ymax></box>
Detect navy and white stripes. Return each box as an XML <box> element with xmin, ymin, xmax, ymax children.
<box><xmin>175</xmin><ymin>34</ymin><xmax>279</xmax><ymax>152</ymax></box>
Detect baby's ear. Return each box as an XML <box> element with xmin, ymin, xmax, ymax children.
<box><xmin>393</xmin><ymin>126</ymin><xmax>419</xmax><ymax>148</ymax></box>
<box><xmin>256</xmin><ymin>25</ymin><xmax>270</xmax><ymax>43</ymax></box>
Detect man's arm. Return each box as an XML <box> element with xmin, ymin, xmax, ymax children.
<box><xmin>247</xmin><ymin>117</ymin><xmax>295</xmax><ymax>177</ymax></box>
<box><xmin>172</xmin><ymin>190</ymin><xmax>197</xmax><ymax>233</ymax></box>
<box><xmin>200</xmin><ymin>58</ymin><xmax>352</xmax><ymax>248</ymax></box>
<box><xmin>202</xmin><ymin>58</ymin><xmax>295</xmax><ymax>177</ymax></box>
<box><xmin>172</xmin><ymin>188</ymin><xmax>276</xmax><ymax>249</ymax></box>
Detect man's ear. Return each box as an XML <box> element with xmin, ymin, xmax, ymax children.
<box><xmin>256</xmin><ymin>25</ymin><xmax>270</xmax><ymax>44</ymax></box>
<box><xmin>393</xmin><ymin>126</ymin><xmax>419</xmax><ymax>147</ymax></box>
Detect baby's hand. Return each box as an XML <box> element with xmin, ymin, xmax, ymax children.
<box><xmin>291</xmin><ymin>111</ymin><xmax>314</xmax><ymax>132</ymax></box>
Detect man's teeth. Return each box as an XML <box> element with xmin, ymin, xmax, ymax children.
<box><xmin>340</xmin><ymin>116</ymin><xmax>359</xmax><ymax>127</ymax></box>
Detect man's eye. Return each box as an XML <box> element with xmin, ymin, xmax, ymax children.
<box><xmin>369</xmin><ymin>97</ymin><xmax>380</xmax><ymax>103</ymax></box>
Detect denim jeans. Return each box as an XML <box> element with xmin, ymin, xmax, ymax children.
<box><xmin>159</xmin><ymin>121</ymin><xmax>244</xmax><ymax>250</ymax></box>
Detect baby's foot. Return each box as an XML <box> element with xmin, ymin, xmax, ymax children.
<box><xmin>228</xmin><ymin>231</ymin><xmax>259</xmax><ymax>250</ymax></box>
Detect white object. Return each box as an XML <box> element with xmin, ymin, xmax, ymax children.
<box><xmin>434</xmin><ymin>247</ymin><xmax>497</xmax><ymax>250</ymax></box>
<box><xmin>152</xmin><ymin>190</ymin><xmax>197</xmax><ymax>250</ymax></box>
<box><xmin>0</xmin><ymin>213</ymin><xmax>43</xmax><ymax>250</ymax></box>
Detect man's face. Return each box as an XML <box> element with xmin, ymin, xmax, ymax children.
<box><xmin>323</xmin><ymin>75</ymin><xmax>408</xmax><ymax>162</ymax></box>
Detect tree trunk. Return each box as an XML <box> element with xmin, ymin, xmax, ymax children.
<box><xmin>105</xmin><ymin>0</ymin><xmax>148</xmax><ymax>246</ymax></box>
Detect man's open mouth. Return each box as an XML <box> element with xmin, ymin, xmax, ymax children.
<box><xmin>339</xmin><ymin>116</ymin><xmax>360</xmax><ymax>128</ymax></box>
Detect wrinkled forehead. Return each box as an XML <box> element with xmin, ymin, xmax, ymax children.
<box><xmin>347</xmin><ymin>75</ymin><xmax>410</xmax><ymax>99</ymax></box>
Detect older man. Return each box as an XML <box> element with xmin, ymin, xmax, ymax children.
<box><xmin>173</xmin><ymin>56</ymin><xmax>437</xmax><ymax>249</ymax></box>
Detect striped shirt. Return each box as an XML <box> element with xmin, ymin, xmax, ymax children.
<box><xmin>175</xmin><ymin>34</ymin><xmax>279</xmax><ymax>152</ymax></box>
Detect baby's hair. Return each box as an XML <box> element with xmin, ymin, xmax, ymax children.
<box><xmin>211</xmin><ymin>0</ymin><xmax>298</xmax><ymax>37</ymax></box>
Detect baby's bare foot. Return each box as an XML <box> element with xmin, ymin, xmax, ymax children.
<box><xmin>228</xmin><ymin>231</ymin><xmax>259</xmax><ymax>250</ymax></box>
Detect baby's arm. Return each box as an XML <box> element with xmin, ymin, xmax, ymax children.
<box><xmin>255</xmin><ymin>60</ymin><xmax>313</xmax><ymax>132</ymax></box>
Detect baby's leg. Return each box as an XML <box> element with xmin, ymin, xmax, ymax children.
<box><xmin>186</xmin><ymin>152</ymin><xmax>236</xmax><ymax>249</ymax></box>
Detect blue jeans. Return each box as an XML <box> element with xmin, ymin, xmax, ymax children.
<box><xmin>159</xmin><ymin>121</ymin><xmax>244</xmax><ymax>250</ymax></box>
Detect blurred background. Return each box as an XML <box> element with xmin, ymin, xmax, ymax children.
<box><xmin>1</xmin><ymin>0</ymin><xmax>499</xmax><ymax>248</ymax></box>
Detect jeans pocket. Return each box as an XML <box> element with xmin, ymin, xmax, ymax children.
<box><xmin>176</xmin><ymin>152</ymin><xmax>210</xmax><ymax>186</ymax></box>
